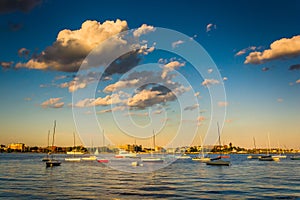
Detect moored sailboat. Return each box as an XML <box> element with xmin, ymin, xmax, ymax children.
<box><xmin>46</xmin><ymin>120</ymin><xmax>61</xmax><ymax>167</ymax></box>
<box><xmin>142</xmin><ymin>130</ymin><xmax>164</xmax><ymax>163</ymax></box>
<box><xmin>206</xmin><ymin>123</ymin><xmax>230</xmax><ymax>166</ymax></box>
<box><xmin>65</xmin><ymin>132</ymin><xmax>81</xmax><ymax>162</ymax></box>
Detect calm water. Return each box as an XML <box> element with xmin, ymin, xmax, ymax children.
<box><xmin>0</xmin><ymin>153</ymin><xmax>299</xmax><ymax>199</ymax></box>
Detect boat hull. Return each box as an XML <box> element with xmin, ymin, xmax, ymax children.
<box><xmin>192</xmin><ymin>157</ymin><xmax>211</xmax><ymax>163</ymax></box>
<box><xmin>141</xmin><ymin>157</ymin><xmax>164</xmax><ymax>163</ymax></box>
<box><xmin>206</xmin><ymin>160</ymin><xmax>230</xmax><ymax>166</ymax></box>
<box><xmin>65</xmin><ymin>158</ymin><xmax>81</xmax><ymax>162</ymax></box>
<box><xmin>46</xmin><ymin>160</ymin><xmax>61</xmax><ymax>167</ymax></box>
<box><xmin>290</xmin><ymin>156</ymin><xmax>300</xmax><ymax>160</ymax></box>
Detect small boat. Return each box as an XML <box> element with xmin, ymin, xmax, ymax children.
<box><xmin>46</xmin><ymin>120</ymin><xmax>61</xmax><ymax>168</ymax></box>
<box><xmin>290</xmin><ymin>156</ymin><xmax>300</xmax><ymax>160</ymax></box>
<box><xmin>206</xmin><ymin>123</ymin><xmax>231</xmax><ymax>166</ymax></box>
<box><xmin>247</xmin><ymin>155</ymin><xmax>261</xmax><ymax>159</ymax></box>
<box><xmin>97</xmin><ymin>158</ymin><xmax>109</xmax><ymax>163</ymax></box>
<box><xmin>258</xmin><ymin>155</ymin><xmax>279</xmax><ymax>161</ymax></box>
<box><xmin>115</xmin><ymin>150</ymin><xmax>138</xmax><ymax>158</ymax></box>
<box><xmin>206</xmin><ymin>159</ymin><xmax>230</xmax><ymax>166</ymax></box>
<box><xmin>176</xmin><ymin>154</ymin><xmax>191</xmax><ymax>159</ymax></box>
<box><xmin>272</xmin><ymin>155</ymin><xmax>287</xmax><ymax>159</ymax></box>
<box><xmin>141</xmin><ymin>157</ymin><xmax>164</xmax><ymax>162</ymax></box>
<box><xmin>192</xmin><ymin>157</ymin><xmax>211</xmax><ymax>162</ymax></box>
<box><xmin>192</xmin><ymin>135</ymin><xmax>210</xmax><ymax>162</ymax></box>
<box><xmin>65</xmin><ymin>157</ymin><xmax>81</xmax><ymax>162</ymax></box>
<box><xmin>82</xmin><ymin>155</ymin><xmax>97</xmax><ymax>161</ymax></box>
<box><xmin>46</xmin><ymin>159</ymin><xmax>61</xmax><ymax>167</ymax></box>
<box><xmin>142</xmin><ymin>130</ymin><xmax>164</xmax><ymax>163</ymax></box>
<box><xmin>131</xmin><ymin>161</ymin><xmax>143</xmax><ymax>166</ymax></box>
<box><xmin>65</xmin><ymin>132</ymin><xmax>83</xmax><ymax>161</ymax></box>
<box><xmin>66</xmin><ymin>151</ymin><xmax>84</xmax><ymax>155</ymax></box>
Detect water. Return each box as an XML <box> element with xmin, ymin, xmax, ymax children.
<box><xmin>0</xmin><ymin>153</ymin><xmax>299</xmax><ymax>199</ymax></box>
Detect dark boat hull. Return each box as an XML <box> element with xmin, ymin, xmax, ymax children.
<box><xmin>46</xmin><ymin>160</ymin><xmax>61</xmax><ymax>167</ymax></box>
<box><xmin>206</xmin><ymin>160</ymin><xmax>230</xmax><ymax>166</ymax></box>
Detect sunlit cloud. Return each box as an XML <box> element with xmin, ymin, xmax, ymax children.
<box><xmin>172</xmin><ymin>40</ymin><xmax>184</xmax><ymax>48</ymax></box>
<box><xmin>41</xmin><ymin>97</ymin><xmax>64</xmax><ymax>109</ymax></box>
<box><xmin>245</xmin><ymin>35</ymin><xmax>300</xmax><ymax>64</ymax></box>
<box><xmin>235</xmin><ymin>46</ymin><xmax>257</xmax><ymax>56</ymax></box>
<box><xmin>133</xmin><ymin>24</ymin><xmax>155</xmax><ymax>37</ymax></box>
<box><xmin>206</xmin><ymin>23</ymin><xmax>216</xmax><ymax>32</ymax></box>
<box><xmin>218</xmin><ymin>101</ymin><xmax>228</xmax><ymax>107</ymax></box>
<box><xmin>201</xmin><ymin>79</ymin><xmax>220</xmax><ymax>87</ymax></box>
<box><xmin>0</xmin><ymin>61</ymin><xmax>13</xmax><ymax>69</ymax></box>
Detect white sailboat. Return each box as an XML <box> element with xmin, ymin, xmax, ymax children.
<box><xmin>192</xmin><ymin>135</ymin><xmax>210</xmax><ymax>162</ymax></box>
<box><xmin>272</xmin><ymin>141</ymin><xmax>287</xmax><ymax>159</ymax></box>
<box><xmin>65</xmin><ymin>132</ymin><xmax>81</xmax><ymax>162</ymax></box>
<box><xmin>142</xmin><ymin>130</ymin><xmax>164</xmax><ymax>163</ymax></box>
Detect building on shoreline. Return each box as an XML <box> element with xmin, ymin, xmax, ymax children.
<box><xmin>8</xmin><ymin>143</ymin><xmax>25</xmax><ymax>152</ymax></box>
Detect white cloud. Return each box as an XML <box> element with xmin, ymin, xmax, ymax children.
<box><xmin>103</xmin><ymin>79</ymin><xmax>139</xmax><ymax>93</ymax></box>
<box><xmin>201</xmin><ymin>79</ymin><xmax>220</xmax><ymax>87</ymax></box>
<box><xmin>133</xmin><ymin>24</ymin><xmax>155</xmax><ymax>37</ymax></box>
<box><xmin>207</xmin><ymin>68</ymin><xmax>213</xmax><ymax>74</ymax></box>
<box><xmin>16</xmin><ymin>19</ymin><xmax>129</xmax><ymax>72</ymax></box>
<box><xmin>172</xmin><ymin>40</ymin><xmax>184</xmax><ymax>48</ymax></box>
<box><xmin>235</xmin><ymin>46</ymin><xmax>257</xmax><ymax>56</ymax></box>
<box><xmin>41</xmin><ymin>97</ymin><xmax>64</xmax><ymax>108</ymax></box>
<box><xmin>197</xmin><ymin>116</ymin><xmax>206</xmax><ymax>122</ymax></box>
<box><xmin>74</xmin><ymin>93</ymin><xmax>124</xmax><ymax>107</ymax></box>
<box><xmin>161</xmin><ymin>61</ymin><xmax>185</xmax><ymax>79</ymax></box>
<box><xmin>0</xmin><ymin>61</ymin><xmax>13</xmax><ymax>69</ymax></box>
<box><xmin>218</xmin><ymin>101</ymin><xmax>228</xmax><ymax>107</ymax></box>
<box><xmin>206</xmin><ymin>23</ymin><xmax>217</xmax><ymax>32</ymax></box>
<box><xmin>223</xmin><ymin>77</ymin><xmax>228</xmax><ymax>81</ymax></box>
<box><xmin>245</xmin><ymin>35</ymin><xmax>300</xmax><ymax>64</ymax></box>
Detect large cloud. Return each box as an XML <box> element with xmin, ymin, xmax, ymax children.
<box><xmin>16</xmin><ymin>20</ymin><xmax>129</xmax><ymax>72</ymax></box>
<box><xmin>245</xmin><ymin>35</ymin><xmax>300</xmax><ymax>64</ymax></box>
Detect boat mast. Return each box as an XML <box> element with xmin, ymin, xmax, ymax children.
<box><xmin>47</xmin><ymin>130</ymin><xmax>50</xmax><ymax>153</ymax></box>
<box><xmin>51</xmin><ymin>120</ymin><xmax>56</xmax><ymax>151</ymax></box>
<box><xmin>153</xmin><ymin>130</ymin><xmax>155</xmax><ymax>153</ymax></box>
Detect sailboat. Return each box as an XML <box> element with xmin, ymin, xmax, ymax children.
<box><xmin>259</xmin><ymin>133</ymin><xmax>279</xmax><ymax>161</ymax></box>
<box><xmin>192</xmin><ymin>135</ymin><xmax>210</xmax><ymax>162</ymax></box>
<box><xmin>65</xmin><ymin>132</ymin><xmax>81</xmax><ymax>162</ymax></box>
<box><xmin>141</xmin><ymin>130</ymin><xmax>164</xmax><ymax>163</ymax></box>
<box><xmin>46</xmin><ymin>120</ymin><xmax>61</xmax><ymax>167</ymax></box>
<box><xmin>42</xmin><ymin>130</ymin><xmax>51</xmax><ymax>162</ymax></box>
<box><xmin>272</xmin><ymin>141</ymin><xmax>287</xmax><ymax>159</ymax></box>
<box><xmin>206</xmin><ymin>123</ymin><xmax>230</xmax><ymax>166</ymax></box>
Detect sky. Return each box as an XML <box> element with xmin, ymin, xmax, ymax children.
<box><xmin>0</xmin><ymin>0</ymin><xmax>299</xmax><ymax>149</ymax></box>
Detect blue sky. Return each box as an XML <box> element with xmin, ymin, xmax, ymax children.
<box><xmin>0</xmin><ymin>0</ymin><xmax>299</xmax><ymax>149</ymax></box>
